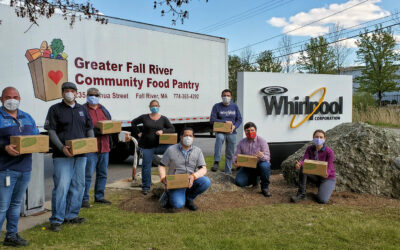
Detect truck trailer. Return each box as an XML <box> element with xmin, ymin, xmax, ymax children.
<box><xmin>0</xmin><ymin>3</ymin><xmax>228</xmax><ymax>161</ymax></box>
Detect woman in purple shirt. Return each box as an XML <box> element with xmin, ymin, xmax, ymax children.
<box><xmin>233</xmin><ymin>122</ymin><xmax>271</xmax><ymax>197</ymax></box>
<box><xmin>291</xmin><ymin>129</ymin><xmax>336</xmax><ymax>204</ymax></box>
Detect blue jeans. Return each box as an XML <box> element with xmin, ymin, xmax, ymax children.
<box><xmin>214</xmin><ymin>133</ymin><xmax>236</xmax><ymax>174</ymax></box>
<box><xmin>141</xmin><ymin>144</ymin><xmax>171</xmax><ymax>191</ymax></box>
<box><xmin>235</xmin><ymin>161</ymin><xmax>271</xmax><ymax>190</ymax></box>
<box><xmin>298</xmin><ymin>168</ymin><xmax>336</xmax><ymax>204</ymax></box>
<box><xmin>83</xmin><ymin>152</ymin><xmax>109</xmax><ymax>202</ymax></box>
<box><xmin>168</xmin><ymin>176</ymin><xmax>211</xmax><ymax>209</ymax></box>
<box><xmin>50</xmin><ymin>157</ymin><xmax>86</xmax><ymax>224</ymax></box>
<box><xmin>0</xmin><ymin>170</ymin><xmax>30</xmax><ymax>238</ymax></box>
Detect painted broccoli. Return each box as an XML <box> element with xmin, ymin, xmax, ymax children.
<box><xmin>50</xmin><ymin>39</ymin><xmax>64</xmax><ymax>59</ymax></box>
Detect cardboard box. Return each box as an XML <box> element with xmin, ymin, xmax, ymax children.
<box><xmin>236</xmin><ymin>154</ymin><xmax>258</xmax><ymax>168</ymax></box>
<box><xmin>159</xmin><ymin>133</ymin><xmax>178</xmax><ymax>144</ymax></box>
<box><xmin>10</xmin><ymin>135</ymin><xmax>49</xmax><ymax>154</ymax></box>
<box><xmin>303</xmin><ymin>159</ymin><xmax>328</xmax><ymax>178</ymax></box>
<box><xmin>166</xmin><ymin>174</ymin><xmax>189</xmax><ymax>189</ymax></box>
<box><xmin>65</xmin><ymin>138</ymin><xmax>98</xmax><ymax>156</ymax></box>
<box><xmin>213</xmin><ymin>122</ymin><xmax>232</xmax><ymax>133</ymax></box>
<box><xmin>28</xmin><ymin>57</ymin><xmax>68</xmax><ymax>102</ymax></box>
<box><xmin>97</xmin><ymin>120</ymin><xmax>122</xmax><ymax>134</ymax></box>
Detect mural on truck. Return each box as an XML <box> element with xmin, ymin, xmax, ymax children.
<box><xmin>25</xmin><ymin>39</ymin><xmax>68</xmax><ymax>101</ymax></box>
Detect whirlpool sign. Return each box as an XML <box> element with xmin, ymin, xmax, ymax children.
<box><xmin>237</xmin><ymin>72</ymin><xmax>352</xmax><ymax>143</ymax></box>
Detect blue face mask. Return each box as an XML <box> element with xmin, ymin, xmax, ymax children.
<box><xmin>313</xmin><ymin>138</ymin><xmax>325</xmax><ymax>146</ymax></box>
<box><xmin>87</xmin><ymin>95</ymin><xmax>99</xmax><ymax>105</ymax></box>
<box><xmin>150</xmin><ymin>107</ymin><xmax>159</xmax><ymax>113</ymax></box>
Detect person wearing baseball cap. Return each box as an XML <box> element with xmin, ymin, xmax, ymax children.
<box><xmin>44</xmin><ymin>82</ymin><xmax>94</xmax><ymax>232</ymax></box>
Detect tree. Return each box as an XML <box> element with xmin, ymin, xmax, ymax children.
<box><xmin>154</xmin><ymin>0</ymin><xmax>208</xmax><ymax>25</ymax></box>
<box><xmin>296</xmin><ymin>36</ymin><xmax>336</xmax><ymax>74</ymax></box>
<box><xmin>228</xmin><ymin>55</ymin><xmax>241</xmax><ymax>101</ymax></box>
<box><xmin>355</xmin><ymin>26</ymin><xmax>400</xmax><ymax>105</ymax></box>
<box><xmin>256</xmin><ymin>50</ymin><xmax>282</xmax><ymax>72</ymax></box>
<box><xmin>279</xmin><ymin>35</ymin><xmax>293</xmax><ymax>73</ymax></box>
<box><xmin>329</xmin><ymin>23</ymin><xmax>351</xmax><ymax>74</ymax></box>
<box><xmin>239</xmin><ymin>47</ymin><xmax>256</xmax><ymax>72</ymax></box>
<box><xmin>7</xmin><ymin>0</ymin><xmax>107</xmax><ymax>27</ymax></box>
<box><xmin>228</xmin><ymin>48</ymin><xmax>257</xmax><ymax>101</ymax></box>
<box><xmin>4</xmin><ymin>0</ymin><xmax>206</xmax><ymax>26</ymax></box>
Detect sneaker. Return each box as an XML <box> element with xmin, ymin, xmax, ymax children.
<box><xmin>211</xmin><ymin>162</ymin><xmax>219</xmax><ymax>172</ymax></box>
<box><xmin>3</xmin><ymin>234</ymin><xmax>29</xmax><ymax>247</ymax></box>
<box><xmin>141</xmin><ymin>190</ymin><xmax>149</xmax><ymax>195</ymax></box>
<box><xmin>290</xmin><ymin>193</ymin><xmax>306</xmax><ymax>203</ymax></box>
<box><xmin>64</xmin><ymin>217</ymin><xmax>86</xmax><ymax>224</ymax></box>
<box><xmin>81</xmin><ymin>201</ymin><xmax>91</xmax><ymax>208</ymax></box>
<box><xmin>261</xmin><ymin>189</ymin><xmax>271</xmax><ymax>197</ymax></box>
<box><xmin>50</xmin><ymin>223</ymin><xmax>62</xmax><ymax>232</ymax></box>
<box><xmin>185</xmin><ymin>199</ymin><xmax>198</xmax><ymax>211</ymax></box>
<box><xmin>95</xmin><ymin>199</ymin><xmax>112</xmax><ymax>205</ymax></box>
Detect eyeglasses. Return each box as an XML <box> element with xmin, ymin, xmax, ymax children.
<box><xmin>88</xmin><ymin>94</ymin><xmax>99</xmax><ymax>97</ymax></box>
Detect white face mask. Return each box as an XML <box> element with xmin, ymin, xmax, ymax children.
<box><xmin>182</xmin><ymin>136</ymin><xmax>193</xmax><ymax>147</ymax></box>
<box><xmin>64</xmin><ymin>92</ymin><xmax>75</xmax><ymax>102</ymax></box>
<box><xmin>222</xmin><ymin>96</ymin><xmax>231</xmax><ymax>104</ymax></box>
<box><xmin>3</xmin><ymin>99</ymin><xmax>20</xmax><ymax>111</ymax></box>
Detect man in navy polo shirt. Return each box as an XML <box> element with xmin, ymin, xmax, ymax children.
<box><xmin>44</xmin><ymin>82</ymin><xmax>94</xmax><ymax>232</ymax></box>
<box><xmin>0</xmin><ymin>87</ymin><xmax>38</xmax><ymax>247</ymax></box>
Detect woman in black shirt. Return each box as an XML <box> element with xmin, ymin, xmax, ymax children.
<box><xmin>131</xmin><ymin>100</ymin><xmax>175</xmax><ymax>194</ymax></box>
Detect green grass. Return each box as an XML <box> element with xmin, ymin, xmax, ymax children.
<box><xmin>6</xmin><ymin>201</ymin><xmax>400</xmax><ymax>249</ymax></box>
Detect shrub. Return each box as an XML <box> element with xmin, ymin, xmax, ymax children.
<box><xmin>353</xmin><ymin>91</ymin><xmax>376</xmax><ymax>110</ymax></box>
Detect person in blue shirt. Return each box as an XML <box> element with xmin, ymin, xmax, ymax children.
<box><xmin>0</xmin><ymin>87</ymin><xmax>39</xmax><ymax>247</ymax></box>
<box><xmin>210</xmin><ymin>89</ymin><xmax>242</xmax><ymax>174</ymax></box>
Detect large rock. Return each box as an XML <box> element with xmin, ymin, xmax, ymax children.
<box><xmin>281</xmin><ymin>123</ymin><xmax>400</xmax><ymax>198</ymax></box>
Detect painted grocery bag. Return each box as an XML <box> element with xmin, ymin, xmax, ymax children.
<box><xmin>26</xmin><ymin>39</ymin><xmax>68</xmax><ymax>101</ymax></box>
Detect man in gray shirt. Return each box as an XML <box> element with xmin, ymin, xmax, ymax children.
<box><xmin>158</xmin><ymin>127</ymin><xmax>210</xmax><ymax>211</ymax></box>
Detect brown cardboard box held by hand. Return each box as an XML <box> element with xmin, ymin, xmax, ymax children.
<box><xmin>97</xmin><ymin>120</ymin><xmax>122</xmax><ymax>134</ymax></box>
<box><xmin>236</xmin><ymin>154</ymin><xmax>258</xmax><ymax>168</ymax></box>
<box><xmin>303</xmin><ymin>159</ymin><xmax>328</xmax><ymax>178</ymax></box>
<box><xmin>28</xmin><ymin>57</ymin><xmax>67</xmax><ymax>101</ymax></box>
<box><xmin>166</xmin><ymin>174</ymin><xmax>189</xmax><ymax>189</ymax></box>
<box><xmin>10</xmin><ymin>135</ymin><xmax>49</xmax><ymax>154</ymax></box>
<box><xmin>213</xmin><ymin>122</ymin><xmax>232</xmax><ymax>133</ymax></box>
<box><xmin>159</xmin><ymin>133</ymin><xmax>178</xmax><ymax>144</ymax></box>
<box><xmin>65</xmin><ymin>138</ymin><xmax>98</xmax><ymax>156</ymax></box>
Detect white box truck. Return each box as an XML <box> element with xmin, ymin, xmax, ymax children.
<box><xmin>0</xmin><ymin>3</ymin><xmax>228</xmax><ymax>161</ymax></box>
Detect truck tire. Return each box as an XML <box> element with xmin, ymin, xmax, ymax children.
<box><xmin>109</xmin><ymin>141</ymin><xmax>132</xmax><ymax>163</ymax></box>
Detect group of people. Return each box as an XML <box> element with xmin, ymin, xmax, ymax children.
<box><xmin>0</xmin><ymin>84</ymin><xmax>336</xmax><ymax>247</ymax></box>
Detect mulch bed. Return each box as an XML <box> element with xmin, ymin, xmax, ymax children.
<box><xmin>118</xmin><ymin>174</ymin><xmax>400</xmax><ymax>213</ymax></box>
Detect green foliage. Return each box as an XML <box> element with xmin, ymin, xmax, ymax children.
<box><xmin>355</xmin><ymin>25</ymin><xmax>400</xmax><ymax>105</ymax></box>
<box><xmin>296</xmin><ymin>36</ymin><xmax>336</xmax><ymax>74</ymax></box>
<box><xmin>228</xmin><ymin>55</ymin><xmax>241</xmax><ymax>101</ymax></box>
<box><xmin>353</xmin><ymin>91</ymin><xmax>377</xmax><ymax>110</ymax></box>
<box><xmin>50</xmin><ymin>38</ymin><xmax>65</xmax><ymax>58</ymax></box>
<box><xmin>256</xmin><ymin>50</ymin><xmax>282</xmax><ymax>73</ymax></box>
